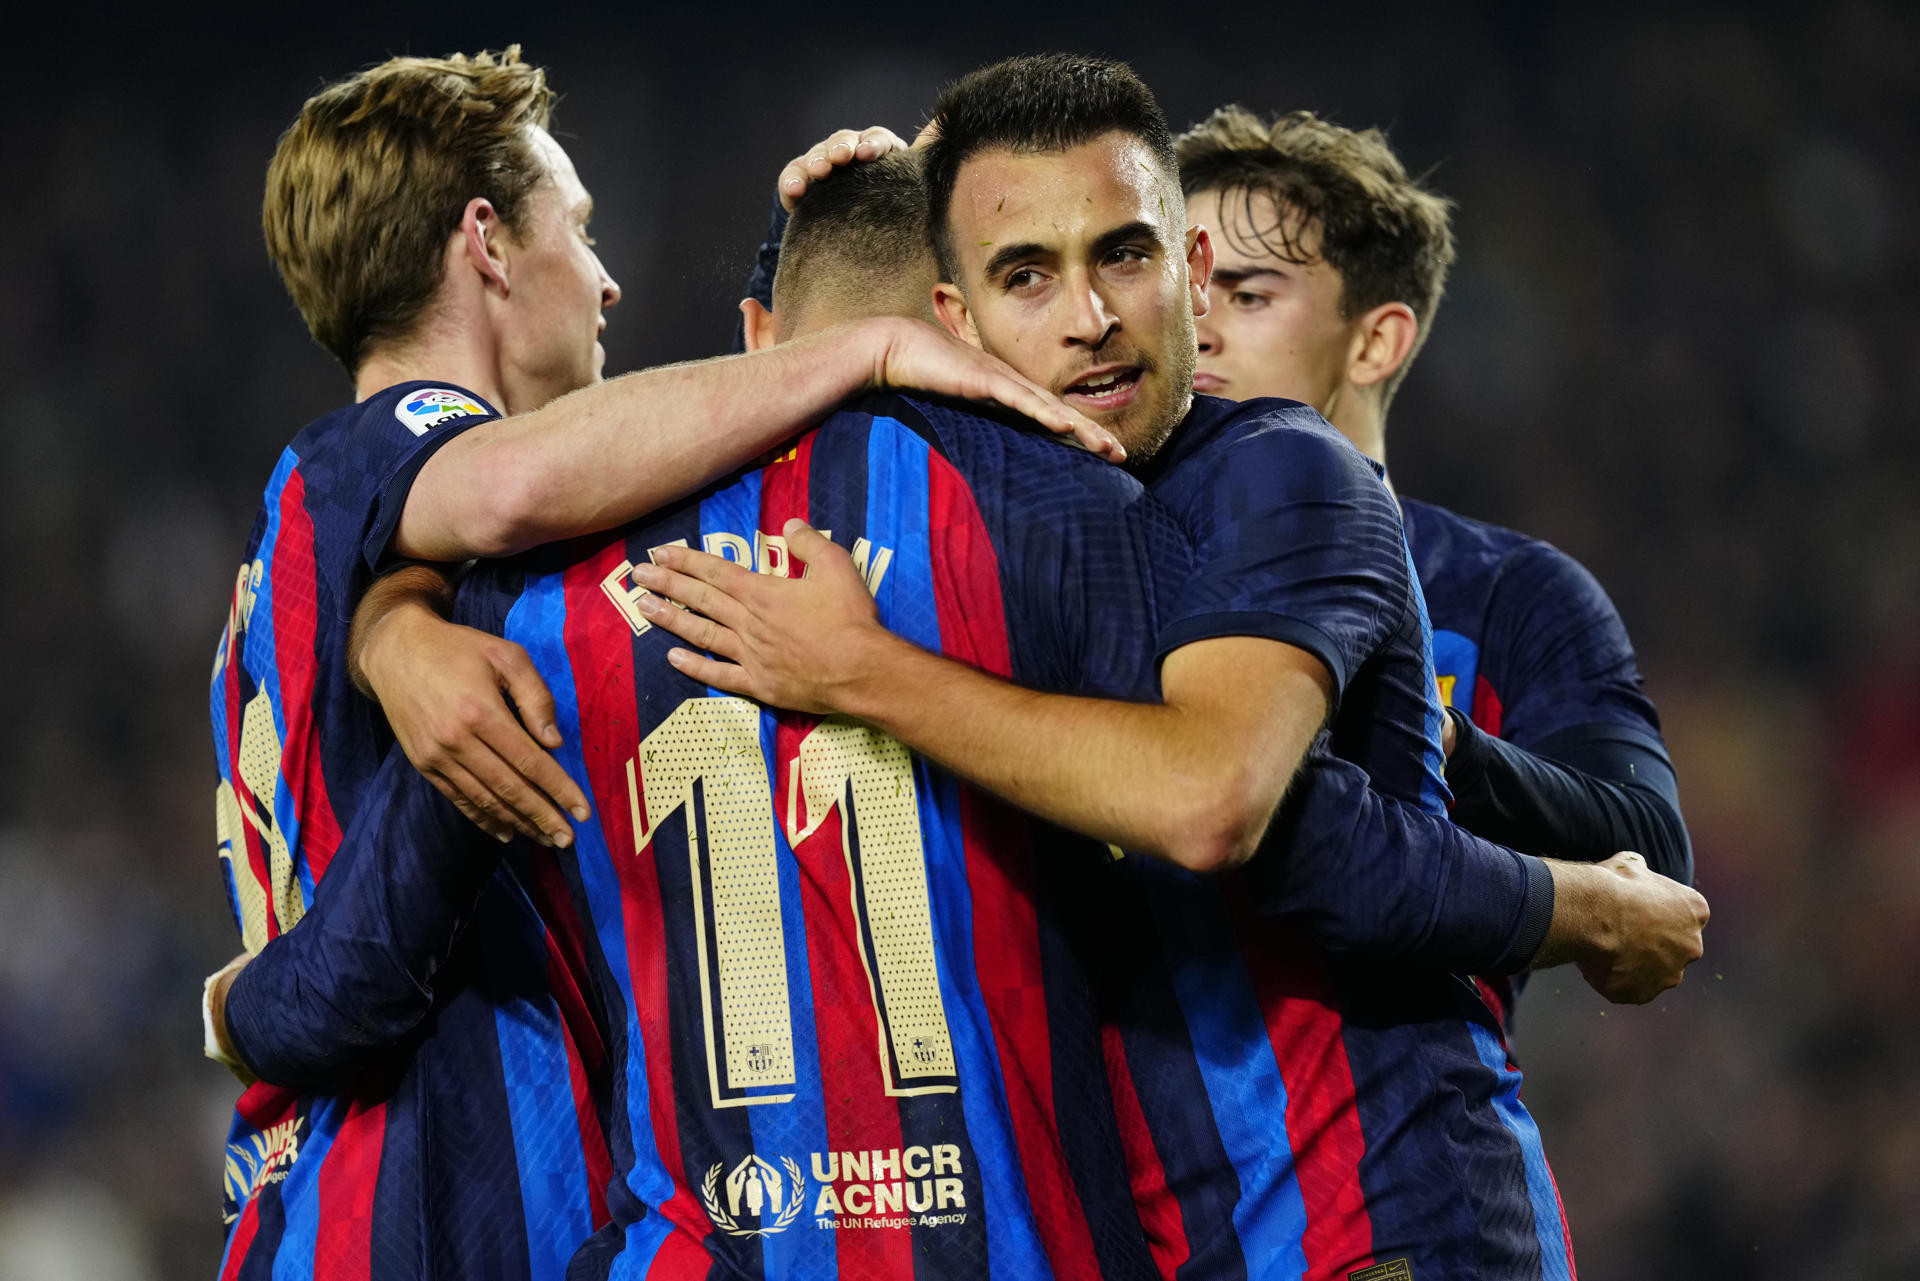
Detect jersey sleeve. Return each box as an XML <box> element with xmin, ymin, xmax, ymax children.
<box><xmin>1479</xmin><ymin>540</ymin><xmax>1664</xmax><ymax>751</ymax></box>
<box><xmin>222</xmin><ymin>744</ymin><xmax>506</xmax><ymax>1088</ymax></box>
<box><xmin>304</xmin><ymin>388</ymin><xmax>497</xmax><ymax>616</ymax></box>
<box><xmin>1156</xmin><ymin>422</ymin><xmax>1410</xmax><ymax>702</ymax></box>
<box><xmin>1246</xmin><ymin>741</ymin><xmax>1555</xmax><ymax>974</ymax></box>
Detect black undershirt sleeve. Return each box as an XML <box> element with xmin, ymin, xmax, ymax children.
<box><xmin>1444</xmin><ymin>710</ymin><xmax>1694</xmax><ymax>885</ymax></box>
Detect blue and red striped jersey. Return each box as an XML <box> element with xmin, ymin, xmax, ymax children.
<box><xmin>1101</xmin><ymin>395</ymin><xmax>1578</xmax><ymax>1281</ymax></box>
<box><xmin>210</xmin><ymin>382</ymin><xmax>608</xmax><ymax>1281</ymax></box>
<box><xmin>1403</xmin><ymin>494</ymin><xmax>1682</xmax><ymax>1028</ymax></box>
<box><xmin>441</xmin><ymin>392</ymin><xmax>1182</xmax><ymax>1279</ymax></box>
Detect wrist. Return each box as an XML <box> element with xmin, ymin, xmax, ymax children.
<box><xmin>1537</xmin><ymin>860</ymin><xmax>1618</xmax><ymax>969</ymax></box>
<box><xmin>356</xmin><ymin>599</ymin><xmax>440</xmax><ymax>702</ymax></box>
<box><xmin>832</xmin><ymin>626</ymin><xmax>929</xmax><ymax>728</ymax></box>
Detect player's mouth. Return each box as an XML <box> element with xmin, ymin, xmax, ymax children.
<box><xmin>1192</xmin><ymin>370</ymin><xmax>1228</xmax><ymax>393</ymax></box>
<box><xmin>1063</xmin><ymin>365</ymin><xmax>1144</xmax><ymax>412</ymax></box>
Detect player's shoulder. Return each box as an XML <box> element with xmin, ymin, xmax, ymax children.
<box><xmin>1401</xmin><ymin>497</ymin><xmax>1619</xmax><ymax>624</ymax></box>
<box><xmin>287</xmin><ymin>380</ymin><xmax>497</xmax><ymax>464</ymax></box>
<box><xmin>851</xmin><ymin>389</ymin><xmax>1151</xmax><ymax>508</ymax></box>
<box><xmin>1166</xmin><ymin>395</ymin><xmax>1385</xmax><ymax>487</ymax></box>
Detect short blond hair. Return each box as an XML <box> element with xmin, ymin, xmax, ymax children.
<box><xmin>1177</xmin><ymin>107</ymin><xmax>1456</xmax><ymax>406</ymax></box>
<box><xmin>262</xmin><ymin>47</ymin><xmax>554</xmax><ymax>374</ymax></box>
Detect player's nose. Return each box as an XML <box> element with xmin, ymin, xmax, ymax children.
<box><xmin>601</xmin><ymin>270</ymin><xmax>622</xmax><ymax>310</ymax></box>
<box><xmin>1063</xmin><ymin>275</ymin><xmax>1118</xmax><ymax>348</ymax></box>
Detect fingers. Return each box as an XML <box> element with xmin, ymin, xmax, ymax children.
<box><xmin>665</xmin><ymin>648</ymin><xmax>756</xmax><ymax>696</ymax></box>
<box><xmin>976</xmin><ymin>367</ymin><xmax>1125</xmax><ymax>462</ymax></box>
<box><xmin>425</xmin><ymin>764</ymin><xmax>518</xmax><ymax>843</ymax></box>
<box><xmin>779</xmin><ymin>126</ymin><xmax>909</xmax><ymax>210</ymax></box>
<box><xmin>634</xmin><ymin>591</ymin><xmax>745</xmax><ymax>659</ymax></box>
<box><xmin>630</xmin><ymin>558</ymin><xmax>754</xmax><ymax>636</ymax></box>
<box><xmin>458</xmin><ymin>729</ymin><xmax>578</xmax><ymax>848</ymax></box>
<box><xmin>493</xmin><ymin>642</ymin><xmax>562</xmax><ymax>749</ymax></box>
<box><xmin>782</xmin><ymin>520</ymin><xmax>855</xmax><ymax>574</ymax></box>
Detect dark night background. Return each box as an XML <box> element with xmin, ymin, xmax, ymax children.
<box><xmin>2</xmin><ymin>2</ymin><xmax>1916</xmax><ymax>1276</ymax></box>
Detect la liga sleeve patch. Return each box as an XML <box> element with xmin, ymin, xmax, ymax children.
<box><xmin>394</xmin><ymin>387</ymin><xmax>488</xmax><ymax>436</ymax></box>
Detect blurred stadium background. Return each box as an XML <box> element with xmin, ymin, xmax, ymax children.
<box><xmin>2</xmin><ymin>2</ymin><xmax>1914</xmax><ymax>1277</ymax></box>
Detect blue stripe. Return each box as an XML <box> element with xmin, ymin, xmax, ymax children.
<box><xmin>1430</xmin><ymin>629</ymin><xmax>1480</xmax><ymax>708</ymax></box>
<box><xmin>697</xmin><ymin>473</ymin><xmax>841</xmax><ymax>1281</ymax></box>
<box><xmin>504</xmin><ymin>573</ymin><xmax>683</xmax><ymax>1264</ymax></box>
<box><xmin>262</xmin><ymin>1098</ymin><xmax>346</xmax><ymax>1280</ymax></box>
<box><xmin>1405</xmin><ymin>552</ymin><xmax>1453</xmax><ymax>815</ymax></box>
<box><xmin>248</xmin><ymin>450</ymin><xmax>317</xmax><ymax>912</ymax></box>
<box><xmin>1146</xmin><ymin>877</ymin><xmax>1309</xmax><ymax>1280</ymax></box>
<box><xmin>1466</xmin><ymin>1021</ymin><xmax>1571</xmax><ymax>1281</ymax></box>
<box><xmin>490</xmin><ymin>887</ymin><xmax>596</xmax><ymax>1281</ymax></box>
<box><xmin>867</xmin><ymin>421</ymin><xmax>1053</xmax><ymax>1279</ymax></box>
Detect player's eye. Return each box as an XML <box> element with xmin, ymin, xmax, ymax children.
<box><xmin>1229</xmin><ymin>290</ymin><xmax>1268</xmax><ymax>309</ymax></box>
<box><xmin>1103</xmin><ymin>245</ymin><xmax>1150</xmax><ymax>268</ymax></box>
<box><xmin>1005</xmin><ymin>267</ymin><xmax>1044</xmax><ymax>292</ymax></box>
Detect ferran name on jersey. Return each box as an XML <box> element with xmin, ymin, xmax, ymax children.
<box><xmin>599</xmin><ymin>531</ymin><xmax>895</xmax><ymax>639</ymax></box>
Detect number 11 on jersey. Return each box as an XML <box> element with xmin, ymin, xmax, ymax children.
<box><xmin>628</xmin><ymin>698</ymin><xmax>958</xmax><ymax>1113</ymax></box>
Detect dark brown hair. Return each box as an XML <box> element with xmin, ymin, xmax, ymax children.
<box><xmin>1177</xmin><ymin>106</ymin><xmax>1456</xmax><ymax>405</ymax></box>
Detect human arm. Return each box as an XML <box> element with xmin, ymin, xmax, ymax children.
<box><xmin>1257</xmin><ymin>746</ymin><xmax>1707</xmax><ymax>1001</ymax></box>
<box><xmin>630</xmin><ymin>520</ymin><xmax>1326</xmax><ymax>873</ymax></box>
<box><xmin>348</xmin><ymin>565</ymin><xmax>590</xmax><ymax>847</ymax></box>
<box><xmin>218</xmin><ymin>746</ymin><xmax>507</xmax><ymax>1088</ymax></box>
<box><xmin>1456</xmin><ymin>535</ymin><xmax>1693</xmax><ymax>881</ymax></box>
<box><xmin>1444</xmin><ymin>712</ymin><xmax>1693</xmax><ymax>882</ymax></box>
<box><xmin>394</xmin><ymin>316</ymin><xmax>1121</xmax><ymax>562</ymax></box>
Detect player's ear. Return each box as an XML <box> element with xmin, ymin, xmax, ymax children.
<box><xmin>459</xmin><ymin>197</ymin><xmax>512</xmax><ymax>294</ymax></box>
<box><xmin>931</xmin><ymin>283</ymin><xmax>982</xmax><ymax>349</ymax></box>
<box><xmin>739</xmin><ymin>298</ymin><xmax>778</xmax><ymax>352</ymax></box>
<box><xmin>1347</xmin><ymin>300</ymin><xmax>1418</xmax><ymax>392</ymax></box>
<box><xmin>1185</xmin><ymin>224</ymin><xmax>1215</xmax><ymax>319</ymax></box>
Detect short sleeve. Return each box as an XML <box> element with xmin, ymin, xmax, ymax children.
<box><xmin>1480</xmin><ymin>540</ymin><xmax>1664</xmax><ymax>752</ymax></box>
<box><xmin>1154</xmin><ymin>420</ymin><xmax>1409</xmax><ymax>701</ymax></box>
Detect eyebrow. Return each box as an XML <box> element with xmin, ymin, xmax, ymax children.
<box><xmin>982</xmin><ymin>241</ymin><xmax>1052</xmax><ymax>281</ymax></box>
<box><xmin>981</xmin><ymin>220</ymin><xmax>1169</xmax><ymax>283</ymax></box>
<box><xmin>1209</xmin><ymin>267</ymin><xmax>1286</xmax><ymax>287</ymax></box>
<box><xmin>1091</xmin><ymin>220</ymin><xmax>1165</xmax><ymax>259</ymax></box>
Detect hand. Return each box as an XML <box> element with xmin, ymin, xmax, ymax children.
<box><xmin>205</xmin><ymin>952</ymin><xmax>255</xmax><ymax>1082</ymax></box>
<box><xmin>626</xmin><ymin>520</ymin><xmax>894</xmax><ymax>716</ymax></box>
<box><xmin>1441</xmin><ymin>705</ymin><xmax>1460</xmax><ymax>758</ymax></box>
<box><xmin>865</xmin><ymin>316</ymin><xmax>1126</xmax><ymax>462</ymax></box>
<box><xmin>360</xmin><ymin>600</ymin><xmax>591</xmax><ymax>846</ymax></box>
<box><xmin>1541</xmin><ymin>853</ymin><xmax>1710</xmax><ymax>1004</ymax></box>
<box><xmin>778</xmin><ymin>125</ymin><xmax>911</xmax><ymax>211</ymax></box>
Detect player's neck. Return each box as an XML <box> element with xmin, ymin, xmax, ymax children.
<box><xmin>354</xmin><ymin>328</ymin><xmax>508</xmax><ymax>413</ymax></box>
<box><xmin>1323</xmin><ymin>396</ymin><xmax>1388</xmax><ymax>471</ymax></box>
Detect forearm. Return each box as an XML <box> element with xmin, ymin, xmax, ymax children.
<box><xmin>838</xmin><ymin>634</ymin><xmax>1307</xmax><ymax>872</ymax></box>
<box><xmin>222</xmin><ymin>757</ymin><xmax>503</xmax><ymax>1087</ymax></box>
<box><xmin>1446</xmin><ymin>712</ymin><xmax>1693</xmax><ymax>883</ymax></box>
<box><xmin>397</xmin><ymin>318</ymin><xmax>893</xmax><ymax>561</ymax></box>
<box><xmin>1251</xmin><ymin>748</ymin><xmax>1555</xmax><ymax>974</ymax></box>
<box><xmin>348</xmin><ymin>563</ymin><xmax>457</xmax><ymax>696</ymax></box>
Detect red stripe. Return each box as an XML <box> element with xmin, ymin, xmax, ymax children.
<box><xmin>763</xmin><ymin>440</ymin><xmax>913</xmax><ymax>1277</ymax></box>
<box><xmin>924</xmin><ymin>451</ymin><xmax>1104</xmax><ymax>1278</ymax></box>
<box><xmin>219</xmin><ymin>1196</ymin><xmax>262</xmax><ymax>1281</ymax></box>
<box><xmin>1232</xmin><ymin>902</ymin><xmax>1376</xmax><ymax>1280</ymax></box>
<box><xmin>268</xmin><ymin>468</ymin><xmax>345</xmax><ymax>887</ymax></box>
<box><xmin>1101</xmin><ymin>1022</ymin><xmax>1190</xmax><ymax>1279</ymax></box>
<box><xmin>311</xmin><ymin>1098</ymin><xmax>386</xmax><ymax>1279</ymax></box>
<box><xmin>1470</xmin><ymin>674</ymin><xmax>1504</xmax><ymax>738</ymax></box>
<box><xmin>560</xmin><ymin>539</ymin><xmax>714</xmax><ymax>1249</ymax></box>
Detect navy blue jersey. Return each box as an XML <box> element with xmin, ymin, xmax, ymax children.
<box><xmin>1100</xmin><ymin>396</ymin><xmax>1575</xmax><ymax>1281</ymax></box>
<box><xmin>1403</xmin><ymin>495</ymin><xmax>1684</xmax><ymax>1028</ymax></box>
<box><xmin>234</xmin><ymin>392</ymin><xmax>1185</xmax><ymax>1280</ymax></box>
<box><xmin>210</xmin><ymin>382</ymin><xmax>606</xmax><ymax>1281</ymax></box>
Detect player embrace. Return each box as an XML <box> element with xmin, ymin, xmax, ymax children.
<box><xmin>201</xmin><ymin>45</ymin><xmax>1706</xmax><ymax>1281</ymax></box>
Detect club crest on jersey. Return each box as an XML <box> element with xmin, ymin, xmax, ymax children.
<box><xmin>394</xmin><ymin>387</ymin><xmax>486</xmax><ymax>435</ymax></box>
<box><xmin>701</xmin><ymin>1154</ymin><xmax>807</xmax><ymax>1236</ymax></box>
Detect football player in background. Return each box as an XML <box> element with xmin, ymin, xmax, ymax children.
<box><xmin>1176</xmin><ymin>106</ymin><xmax>1693</xmax><ymax>1030</ymax></box>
